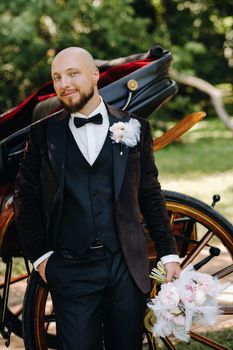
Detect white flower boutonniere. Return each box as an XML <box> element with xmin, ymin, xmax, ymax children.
<box><xmin>109</xmin><ymin>118</ymin><xmax>141</xmax><ymax>155</ymax></box>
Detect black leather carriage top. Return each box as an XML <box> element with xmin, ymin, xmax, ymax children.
<box><xmin>0</xmin><ymin>45</ymin><xmax>178</xmax><ymax>182</ymax></box>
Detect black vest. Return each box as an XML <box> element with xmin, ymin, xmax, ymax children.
<box><xmin>57</xmin><ymin>129</ymin><xmax>120</xmax><ymax>254</ymax></box>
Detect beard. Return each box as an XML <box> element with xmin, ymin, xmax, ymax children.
<box><xmin>59</xmin><ymin>86</ymin><xmax>95</xmax><ymax>113</ymax></box>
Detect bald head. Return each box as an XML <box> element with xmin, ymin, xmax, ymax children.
<box><xmin>51</xmin><ymin>47</ymin><xmax>100</xmax><ymax>115</ymax></box>
<box><xmin>52</xmin><ymin>47</ymin><xmax>96</xmax><ymax>73</ymax></box>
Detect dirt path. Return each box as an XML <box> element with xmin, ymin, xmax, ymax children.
<box><xmin>162</xmin><ymin>171</ymin><xmax>233</xmax><ymax>223</ymax></box>
<box><xmin>0</xmin><ymin>336</ymin><xmax>24</xmax><ymax>349</ymax></box>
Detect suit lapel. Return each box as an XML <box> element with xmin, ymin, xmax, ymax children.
<box><xmin>47</xmin><ymin>104</ymin><xmax>132</xmax><ymax>202</ymax></box>
<box><xmin>47</xmin><ymin>109</ymin><xmax>69</xmax><ymax>191</ymax></box>
<box><xmin>107</xmin><ymin>105</ymin><xmax>130</xmax><ymax>201</ymax></box>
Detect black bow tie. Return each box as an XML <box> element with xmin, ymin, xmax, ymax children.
<box><xmin>73</xmin><ymin>113</ymin><xmax>103</xmax><ymax>128</ymax></box>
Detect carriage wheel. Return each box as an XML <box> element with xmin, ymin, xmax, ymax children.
<box><xmin>0</xmin><ymin>215</ymin><xmax>29</xmax><ymax>344</ymax></box>
<box><xmin>144</xmin><ymin>190</ymin><xmax>233</xmax><ymax>350</ymax></box>
<box><xmin>22</xmin><ymin>275</ymin><xmax>57</xmax><ymax>349</ymax></box>
<box><xmin>23</xmin><ymin>191</ymin><xmax>233</xmax><ymax>349</ymax></box>
<box><xmin>0</xmin><ymin>297</ymin><xmax>23</xmax><ymax>338</ymax></box>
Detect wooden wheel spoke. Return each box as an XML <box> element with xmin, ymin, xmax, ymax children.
<box><xmin>212</xmin><ymin>264</ymin><xmax>233</xmax><ymax>279</ymax></box>
<box><xmin>170</xmin><ymin>213</ymin><xmax>198</xmax><ymax>257</ymax></box>
<box><xmin>44</xmin><ymin>314</ymin><xmax>56</xmax><ymax>323</ymax></box>
<box><xmin>190</xmin><ymin>330</ymin><xmax>231</xmax><ymax>350</ymax></box>
<box><xmin>181</xmin><ymin>230</ymin><xmax>214</xmax><ymax>268</ymax></box>
<box><xmin>144</xmin><ymin>332</ymin><xmax>156</xmax><ymax>350</ymax></box>
<box><xmin>44</xmin><ymin>310</ymin><xmax>55</xmax><ymax>332</ymax></box>
<box><xmin>161</xmin><ymin>336</ymin><xmax>176</xmax><ymax>349</ymax></box>
<box><xmin>220</xmin><ymin>306</ymin><xmax>233</xmax><ymax>315</ymax></box>
<box><xmin>169</xmin><ymin>212</ymin><xmax>175</xmax><ymax>227</ymax></box>
<box><xmin>0</xmin><ymin>273</ymin><xmax>29</xmax><ymax>288</ymax></box>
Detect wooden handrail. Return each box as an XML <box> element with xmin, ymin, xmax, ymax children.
<box><xmin>153</xmin><ymin>111</ymin><xmax>206</xmax><ymax>152</ymax></box>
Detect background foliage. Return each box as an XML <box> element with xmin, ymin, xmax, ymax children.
<box><xmin>0</xmin><ymin>0</ymin><xmax>232</xmax><ymax>118</ymax></box>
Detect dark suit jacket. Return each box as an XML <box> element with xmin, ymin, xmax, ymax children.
<box><xmin>13</xmin><ymin>103</ymin><xmax>177</xmax><ymax>293</ymax></box>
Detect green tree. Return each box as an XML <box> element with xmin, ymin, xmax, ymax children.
<box><xmin>133</xmin><ymin>0</ymin><xmax>233</xmax><ymax>118</ymax></box>
<box><xmin>0</xmin><ymin>0</ymin><xmax>151</xmax><ymax>112</ymax></box>
<box><xmin>0</xmin><ymin>0</ymin><xmax>232</xmax><ymax>120</ymax></box>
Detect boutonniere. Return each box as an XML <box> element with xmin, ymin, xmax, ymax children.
<box><xmin>109</xmin><ymin>118</ymin><xmax>141</xmax><ymax>155</ymax></box>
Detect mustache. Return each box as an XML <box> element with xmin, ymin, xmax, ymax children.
<box><xmin>61</xmin><ymin>89</ymin><xmax>79</xmax><ymax>97</ymax></box>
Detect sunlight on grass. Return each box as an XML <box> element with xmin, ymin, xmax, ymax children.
<box><xmin>155</xmin><ymin>118</ymin><xmax>233</xmax><ymax>177</ymax></box>
<box><xmin>154</xmin><ymin>117</ymin><xmax>233</xmax><ymax>222</ymax></box>
<box><xmin>0</xmin><ymin>257</ymin><xmax>30</xmax><ymax>277</ymax></box>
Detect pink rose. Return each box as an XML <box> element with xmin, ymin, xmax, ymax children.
<box><xmin>159</xmin><ymin>283</ymin><xmax>180</xmax><ymax>310</ymax></box>
<box><xmin>180</xmin><ymin>289</ymin><xmax>193</xmax><ymax>304</ymax></box>
<box><xmin>195</xmin><ymin>273</ymin><xmax>215</xmax><ymax>294</ymax></box>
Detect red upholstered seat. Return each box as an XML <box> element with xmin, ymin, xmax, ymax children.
<box><xmin>0</xmin><ymin>58</ymin><xmax>154</xmax><ymax>140</ymax></box>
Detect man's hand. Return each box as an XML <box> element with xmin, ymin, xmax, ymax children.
<box><xmin>164</xmin><ymin>262</ymin><xmax>181</xmax><ymax>282</ymax></box>
<box><xmin>38</xmin><ymin>258</ymin><xmax>49</xmax><ymax>283</ymax></box>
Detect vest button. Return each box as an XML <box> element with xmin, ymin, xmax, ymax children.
<box><xmin>95</xmin><ymin>211</ymin><xmax>101</xmax><ymax>216</ymax></box>
<box><xmin>92</xmin><ymin>190</ymin><xmax>97</xmax><ymax>196</ymax></box>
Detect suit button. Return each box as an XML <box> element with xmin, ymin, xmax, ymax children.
<box><xmin>95</xmin><ymin>211</ymin><xmax>101</xmax><ymax>216</ymax></box>
<box><xmin>92</xmin><ymin>190</ymin><xmax>97</xmax><ymax>196</ymax></box>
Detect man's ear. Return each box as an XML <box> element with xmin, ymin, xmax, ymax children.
<box><xmin>93</xmin><ymin>67</ymin><xmax>100</xmax><ymax>85</ymax></box>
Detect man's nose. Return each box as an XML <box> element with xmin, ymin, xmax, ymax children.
<box><xmin>60</xmin><ymin>75</ymin><xmax>71</xmax><ymax>88</ymax></box>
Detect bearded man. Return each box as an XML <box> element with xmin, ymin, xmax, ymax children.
<box><xmin>14</xmin><ymin>47</ymin><xmax>180</xmax><ymax>350</ymax></box>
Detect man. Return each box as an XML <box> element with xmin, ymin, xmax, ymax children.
<box><xmin>14</xmin><ymin>47</ymin><xmax>180</xmax><ymax>350</ymax></box>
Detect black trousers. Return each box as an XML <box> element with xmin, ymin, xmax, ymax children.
<box><xmin>45</xmin><ymin>247</ymin><xmax>146</xmax><ymax>350</ymax></box>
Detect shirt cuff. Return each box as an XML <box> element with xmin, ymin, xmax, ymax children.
<box><xmin>161</xmin><ymin>254</ymin><xmax>180</xmax><ymax>265</ymax></box>
<box><xmin>33</xmin><ymin>251</ymin><xmax>54</xmax><ymax>270</ymax></box>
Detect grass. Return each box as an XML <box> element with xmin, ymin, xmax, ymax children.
<box><xmin>154</xmin><ymin>118</ymin><xmax>233</xmax><ymax>178</ymax></box>
<box><xmin>154</xmin><ymin>117</ymin><xmax>233</xmax><ymax>223</ymax></box>
<box><xmin>0</xmin><ymin>256</ymin><xmax>30</xmax><ymax>276</ymax></box>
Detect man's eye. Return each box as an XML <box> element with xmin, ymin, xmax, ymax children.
<box><xmin>70</xmin><ymin>71</ymin><xmax>78</xmax><ymax>77</ymax></box>
<box><xmin>53</xmin><ymin>76</ymin><xmax>60</xmax><ymax>82</ymax></box>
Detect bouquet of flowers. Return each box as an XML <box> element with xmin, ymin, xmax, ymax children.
<box><xmin>148</xmin><ymin>262</ymin><xmax>229</xmax><ymax>342</ymax></box>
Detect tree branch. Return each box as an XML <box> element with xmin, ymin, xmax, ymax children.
<box><xmin>170</xmin><ymin>70</ymin><xmax>233</xmax><ymax>132</ymax></box>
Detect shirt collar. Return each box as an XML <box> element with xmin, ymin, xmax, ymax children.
<box><xmin>70</xmin><ymin>96</ymin><xmax>107</xmax><ymax>122</ymax></box>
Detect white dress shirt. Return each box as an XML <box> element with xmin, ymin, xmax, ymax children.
<box><xmin>69</xmin><ymin>97</ymin><xmax>109</xmax><ymax>165</ymax></box>
<box><xmin>34</xmin><ymin>97</ymin><xmax>179</xmax><ymax>269</ymax></box>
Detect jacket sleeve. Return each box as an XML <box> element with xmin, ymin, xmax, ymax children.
<box><xmin>13</xmin><ymin>125</ymin><xmax>48</xmax><ymax>263</ymax></box>
<box><xmin>138</xmin><ymin>120</ymin><xmax>178</xmax><ymax>258</ymax></box>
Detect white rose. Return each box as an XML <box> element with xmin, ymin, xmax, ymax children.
<box><xmin>195</xmin><ymin>288</ymin><xmax>207</xmax><ymax>306</ymax></box>
<box><xmin>109</xmin><ymin>119</ymin><xmax>140</xmax><ymax>147</ymax></box>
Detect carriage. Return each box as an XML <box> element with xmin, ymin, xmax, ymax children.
<box><xmin>0</xmin><ymin>45</ymin><xmax>233</xmax><ymax>349</ymax></box>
